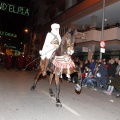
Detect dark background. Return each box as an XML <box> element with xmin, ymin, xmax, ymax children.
<box><xmin>0</xmin><ymin>0</ymin><xmax>31</xmax><ymax>50</ymax></box>
<box><xmin>0</xmin><ymin>0</ymin><xmax>30</xmax><ymax>34</ymax></box>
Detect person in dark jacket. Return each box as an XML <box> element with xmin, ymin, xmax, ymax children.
<box><xmin>89</xmin><ymin>59</ymin><xmax>96</xmax><ymax>74</ymax></box>
<box><xmin>83</xmin><ymin>60</ymin><xmax>90</xmax><ymax>71</ymax></box>
<box><xmin>107</xmin><ymin>59</ymin><xmax>116</xmax><ymax>78</ymax></box>
<box><xmin>94</xmin><ymin>62</ymin><xmax>108</xmax><ymax>92</ymax></box>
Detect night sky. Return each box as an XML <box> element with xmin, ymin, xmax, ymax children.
<box><xmin>0</xmin><ymin>0</ymin><xmax>31</xmax><ymax>50</ymax></box>
<box><xmin>0</xmin><ymin>0</ymin><xmax>30</xmax><ymax>32</ymax></box>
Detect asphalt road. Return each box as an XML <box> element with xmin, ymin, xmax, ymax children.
<box><xmin>0</xmin><ymin>69</ymin><xmax>120</xmax><ymax>120</ymax></box>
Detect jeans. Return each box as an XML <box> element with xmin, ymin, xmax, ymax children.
<box><xmin>82</xmin><ymin>77</ymin><xmax>94</xmax><ymax>86</ymax></box>
<box><xmin>82</xmin><ymin>77</ymin><xmax>89</xmax><ymax>85</ymax></box>
<box><xmin>96</xmin><ymin>76</ymin><xmax>107</xmax><ymax>90</ymax></box>
<box><xmin>86</xmin><ymin>78</ymin><xmax>97</xmax><ymax>88</ymax></box>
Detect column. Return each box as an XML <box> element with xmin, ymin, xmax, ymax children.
<box><xmin>88</xmin><ymin>44</ymin><xmax>95</xmax><ymax>61</ymax></box>
<box><xmin>90</xmin><ymin>15</ymin><xmax>97</xmax><ymax>29</ymax></box>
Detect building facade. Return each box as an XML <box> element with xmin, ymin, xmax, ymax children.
<box><xmin>29</xmin><ymin>0</ymin><xmax>120</xmax><ymax>60</ymax></box>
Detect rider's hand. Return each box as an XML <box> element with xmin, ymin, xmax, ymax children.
<box><xmin>54</xmin><ymin>44</ymin><xmax>59</xmax><ymax>49</ymax></box>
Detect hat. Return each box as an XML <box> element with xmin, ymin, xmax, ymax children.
<box><xmin>51</xmin><ymin>23</ymin><xmax>60</xmax><ymax>29</ymax></box>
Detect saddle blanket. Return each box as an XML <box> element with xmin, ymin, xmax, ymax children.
<box><xmin>52</xmin><ymin>55</ymin><xmax>75</xmax><ymax>68</ymax></box>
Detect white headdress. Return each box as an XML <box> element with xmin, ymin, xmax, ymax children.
<box><xmin>51</xmin><ymin>23</ymin><xmax>60</xmax><ymax>29</ymax></box>
<box><xmin>51</xmin><ymin>23</ymin><xmax>60</xmax><ymax>35</ymax></box>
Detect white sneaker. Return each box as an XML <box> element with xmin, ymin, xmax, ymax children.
<box><xmin>107</xmin><ymin>92</ymin><xmax>111</xmax><ymax>95</ymax></box>
<box><xmin>116</xmin><ymin>94</ymin><xmax>120</xmax><ymax>97</ymax></box>
<box><xmin>72</xmin><ymin>80</ymin><xmax>75</xmax><ymax>83</ymax></box>
<box><xmin>102</xmin><ymin>90</ymin><xmax>107</xmax><ymax>94</ymax></box>
<box><xmin>92</xmin><ymin>88</ymin><xmax>97</xmax><ymax>91</ymax></box>
<box><xmin>105</xmin><ymin>91</ymin><xmax>111</xmax><ymax>95</ymax></box>
<box><xmin>95</xmin><ymin>88</ymin><xmax>98</xmax><ymax>91</ymax></box>
<box><xmin>82</xmin><ymin>84</ymin><xmax>87</xmax><ymax>87</ymax></box>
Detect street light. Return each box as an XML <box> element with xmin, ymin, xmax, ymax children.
<box><xmin>100</xmin><ymin>0</ymin><xmax>106</xmax><ymax>59</ymax></box>
<box><xmin>24</xmin><ymin>29</ymin><xmax>28</xmax><ymax>33</ymax></box>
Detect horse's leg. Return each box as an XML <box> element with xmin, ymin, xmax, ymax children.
<box><xmin>49</xmin><ymin>73</ymin><xmax>55</xmax><ymax>97</ymax></box>
<box><xmin>31</xmin><ymin>60</ymin><xmax>43</xmax><ymax>91</ymax></box>
<box><xmin>74</xmin><ymin>68</ymin><xmax>82</xmax><ymax>94</ymax></box>
<box><xmin>48</xmin><ymin>60</ymin><xmax>56</xmax><ymax>97</ymax></box>
<box><xmin>55</xmin><ymin>70</ymin><xmax>62</xmax><ymax>107</ymax></box>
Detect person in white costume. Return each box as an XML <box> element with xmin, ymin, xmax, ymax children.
<box><xmin>39</xmin><ymin>23</ymin><xmax>61</xmax><ymax>76</ymax></box>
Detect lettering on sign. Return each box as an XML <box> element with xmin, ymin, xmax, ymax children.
<box><xmin>5</xmin><ymin>45</ymin><xmax>16</xmax><ymax>49</ymax></box>
<box><xmin>0</xmin><ymin>2</ymin><xmax>29</xmax><ymax>16</ymax></box>
<box><xmin>0</xmin><ymin>31</ymin><xmax>17</xmax><ymax>37</ymax></box>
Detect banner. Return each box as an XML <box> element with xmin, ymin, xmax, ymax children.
<box><xmin>0</xmin><ymin>2</ymin><xmax>29</xmax><ymax>16</ymax></box>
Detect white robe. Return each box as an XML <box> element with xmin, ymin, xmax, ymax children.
<box><xmin>39</xmin><ymin>32</ymin><xmax>61</xmax><ymax>60</ymax></box>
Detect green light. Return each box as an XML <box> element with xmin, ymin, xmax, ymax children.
<box><xmin>0</xmin><ymin>31</ymin><xmax>17</xmax><ymax>37</ymax></box>
<box><xmin>5</xmin><ymin>45</ymin><xmax>16</xmax><ymax>49</ymax></box>
<box><xmin>0</xmin><ymin>2</ymin><xmax>29</xmax><ymax>16</ymax></box>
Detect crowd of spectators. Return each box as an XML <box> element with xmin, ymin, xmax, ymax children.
<box><xmin>71</xmin><ymin>57</ymin><xmax>120</xmax><ymax>98</ymax></box>
<box><xmin>0</xmin><ymin>54</ymin><xmax>39</xmax><ymax>71</ymax></box>
<box><xmin>1</xmin><ymin>53</ymin><xmax>120</xmax><ymax>98</ymax></box>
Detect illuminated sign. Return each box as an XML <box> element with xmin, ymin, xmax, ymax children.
<box><xmin>5</xmin><ymin>45</ymin><xmax>16</xmax><ymax>49</ymax></box>
<box><xmin>0</xmin><ymin>31</ymin><xmax>17</xmax><ymax>37</ymax></box>
<box><xmin>0</xmin><ymin>2</ymin><xmax>29</xmax><ymax>16</ymax></box>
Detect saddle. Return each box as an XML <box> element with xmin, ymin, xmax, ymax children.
<box><xmin>52</xmin><ymin>55</ymin><xmax>75</xmax><ymax>69</ymax></box>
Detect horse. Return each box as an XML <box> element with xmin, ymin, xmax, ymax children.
<box><xmin>30</xmin><ymin>29</ymin><xmax>83</xmax><ymax>107</ymax></box>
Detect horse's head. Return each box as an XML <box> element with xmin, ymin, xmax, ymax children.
<box><xmin>61</xmin><ymin>29</ymin><xmax>85</xmax><ymax>56</ymax></box>
<box><xmin>66</xmin><ymin>31</ymin><xmax>74</xmax><ymax>55</ymax></box>
<box><xmin>61</xmin><ymin>29</ymin><xmax>77</xmax><ymax>55</ymax></box>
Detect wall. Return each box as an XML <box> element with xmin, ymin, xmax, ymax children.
<box><xmin>76</xmin><ymin>27</ymin><xmax>120</xmax><ymax>43</ymax></box>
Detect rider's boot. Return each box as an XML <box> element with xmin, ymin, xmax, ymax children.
<box><xmin>43</xmin><ymin>58</ymin><xmax>49</xmax><ymax>76</ymax></box>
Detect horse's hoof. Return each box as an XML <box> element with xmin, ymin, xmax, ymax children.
<box><xmin>56</xmin><ymin>99</ymin><xmax>62</xmax><ymax>107</ymax></box>
<box><xmin>31</xmin><ymin>85</ymin><xmax>36</xmax><ymax>91</ymax></box>
<box><xmin>50</xmin><ymin>93</ymin><xmax>55</xmax><ymax>97</ymax></box>
<box><xmin>56</xmin><ymin>102</ymin><xmax>62</xmax><ymax>107</ymax></box>
<box><xmin>49</xmin><ymin>89</ymin><xmax>55</xmax><ymax>97</ymax></box>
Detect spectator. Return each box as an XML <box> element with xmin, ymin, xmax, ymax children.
<box><xmin>106</xmin><ymin>70</ymin><xmax>120</xmax><ymax>96</ymax></box>
<box><xmin>114</xmin><ymin>57</ymin><xmax>119</xmax><ymax>67</ymax></box>
<box><xmin>83</xmin><ymin>60</ymin><xmax>90</xmax><ymax>70</ymax></box>
<box><xmin>107</xmin><ymin>59</ymin><xmax>116</xmax><ymax>78</ymax></box>
<box><xmin>102</xmin><ymin>60</ymin><xmax>109</xmax><ymax>70</ymax></box>
<box><xmin>89</xmin><ymin>58</ymin><xmax>96</xmax><ymax>74</ymax></box>
<box><xmin>86</xmin><ymin>66</ymin><xmax>99</xmax><ymax>89</ymax></box>
<box><xmin>116</xmin><ymin>60</ymin><xmax>120</xmax><ymax>75</ymax></box>
<box><xmin>17</xmin><ymin>54</ymin><xmax>25</xmax><ymax>70</ymax></box>
<box><xmin>94</xmin><ymin>62</ymin><xmax>108</xmax><ymax>92</ymax></box>
<box><xmin>82</xmin><ymin>66</ymin><xmax>93</xmax><ymax>87</ymax></box>
<box><xmin>5</xmin><ymin>54</ymin><xmax>12</xmax><ymax>70</ymax></box>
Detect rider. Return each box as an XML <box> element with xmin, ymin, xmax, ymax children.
<box><xmin>39</xmin><ymin>23</ymin><xmax>61</xmax><ymax>76</ymax></box>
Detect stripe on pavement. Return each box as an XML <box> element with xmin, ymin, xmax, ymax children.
<box><xmin>42</xmin><ymin>90</ymin><xmax>81</xmax><ymax>117</ymax></box>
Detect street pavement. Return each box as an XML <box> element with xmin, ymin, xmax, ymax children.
<box><xmin>0</xmin><ymin>69</ymin><xmax>120</xmax><ymax>120</ymax></box>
